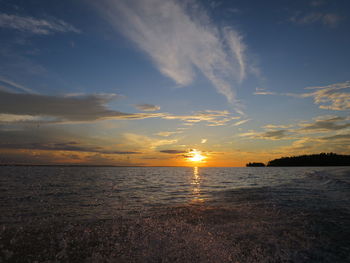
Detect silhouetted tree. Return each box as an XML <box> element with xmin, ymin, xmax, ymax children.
<box><xmin>246</xmin><ymin>162</ymin><xmax>265</xmax><ymax>167</ymax></box>
<box><xmin>267</xmin><ymin>153</ymin><xmax>350</xmax><ymax>166</ymax></box>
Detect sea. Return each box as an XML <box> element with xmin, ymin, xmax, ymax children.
<box><xmin>1</xmin><ymin>166</ymin><xmax>350</xmax><ymax>262</ymax></box>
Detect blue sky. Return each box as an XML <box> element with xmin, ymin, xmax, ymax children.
<box><xmin>0</xmin><ymin>0</ymin><xmax>349</xmax><ymax>166</ymax></box>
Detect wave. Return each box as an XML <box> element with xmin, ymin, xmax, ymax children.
<box><xmin>303</xmin><ymin>168</ymin><xmax>350</xmax><ymax>189</ymax></box>
<box><xmin>2</xmin><ymin>202</ymin><xmax>350</xmax><ymax>263</ymax></box>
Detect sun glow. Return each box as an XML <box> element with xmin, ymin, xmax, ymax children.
<box><xmin>187</xmin><ymin>149</ymin><xmax>206</xmax><ymax>163</ymax></box>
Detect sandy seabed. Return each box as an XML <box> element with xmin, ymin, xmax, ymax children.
<box><xmin>1</xmin><ymin>186</ymin><xmax>350</xmax><ymax>263</ymax></box>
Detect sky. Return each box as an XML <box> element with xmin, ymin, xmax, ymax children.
<box><xmin>0</xmin><ymin>0</ymin><xmax>349</xmax><ymax>166</ymax></box>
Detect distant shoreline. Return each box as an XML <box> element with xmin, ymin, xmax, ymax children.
<box><xmin>247</xmin><ymin>153</ymin><xmax>350</xmax><ymax>167</ymax></box>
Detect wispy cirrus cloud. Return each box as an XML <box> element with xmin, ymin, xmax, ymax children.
<box><xmin>322</xmin><ymin>133</ymin><xmax>350</xmax><ymax>141</ymax></box>
<box><xmin>299</xmin><ymin>116</ymin><xmax>350</xmax><ymax>131</ymax></box>
<box><xmin>301</xmin><ymin>81</ymin><xmax>350</xmax><ymax>111</ymax></box>
<box><xmin>98</xmin><ymin>0</ymin><xmax>248</xmax><ymax>110</ymax></box>
<box><xmin>239</xmin><ymin>129</ymin><xmax>291</xmax><ymax>140</ymax></box>
<box><xmin>277</xmin><ymin>132</ymin><xmax>350</xmax><ymax>155</ymax></box>
<box><xmin>134</xmin><ymin>104</ymin><xmax>160</xmax><ymax>111</ymax></box>
<box><xmin>232</xmin><ymin>119</ymin><xmax>250</xmax><ymax>126</ymax></box>
<box><xmin>155</xmin><ymin>131</ymin><xmax>182</xmax><ymax>137</ymax></box>
<box><xmin>0</xmin><ymin>13</ymin><xmax>80</xmax><ymax>35</ymax></box>
<box><xmin>254</xmin><ymin>81</ymin><xmax>350</xmax><ymax>111</ymax></box>
<box><xmin>162</xmin><ymin>110</ymin><xmax>240</xmax><ymax>126</ymax></box>
<box><xmin>290</xmin><ymin>12</ymin><xmax>342</xmax><ymax>27</ymax></box>
<box><xmin>239</xmin><ymin>115</ymin><xmax>350</xmax><ymax>140</ymax></box>
<box><xmin>253</xmin><ymin>87</ymin><xmax>276</xmax><ymax>95</ymax></box>
<box><xmin>310</xmin><ymin>0</ymin><xmax>325</xmax><ymax>7</ymax></box>
<box><xmin>263</xmin><ymin>124</ymin><xmax>294</xmax><ymax>129</ymax></box>
<box><xmin>0</xmin><ymin>76</ymin><xmax>37</xmax><ymax>93</ymax></box>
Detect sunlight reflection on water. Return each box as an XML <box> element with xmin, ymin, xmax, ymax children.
<box><xmin>191</xmin><ymin>167</ymin><xmax>204</xmax><ymax>203</ymax></box>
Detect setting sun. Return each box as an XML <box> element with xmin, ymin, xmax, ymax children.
<box><xmin>187</xmin><ymin>149</ymin><xmax>206</xmax><ymax>162</ymax></box>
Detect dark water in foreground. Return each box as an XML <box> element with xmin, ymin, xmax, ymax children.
<box><xmin>1</xmin><ymin>166</ymin><xmax>350</xmax><ymax>262</ymax></box>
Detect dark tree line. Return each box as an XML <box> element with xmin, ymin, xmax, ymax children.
<box><xmin>246</xmin><ymin>162</ymin><xmax>265</xmax><ymax>167</ymax></box>
<box><xmin>267</xmin><ymin>153</ymin><xmax>350</xmax><ymax>167</ymax></box>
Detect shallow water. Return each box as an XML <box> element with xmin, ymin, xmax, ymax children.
<box><xmin>1</xmin><ymin>166</ymin><xmax>350</xmax><ymax>262</ymax></box>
